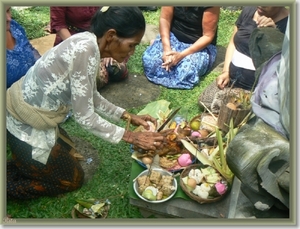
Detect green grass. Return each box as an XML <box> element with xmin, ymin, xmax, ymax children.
<box><xmin>7</xmin><ymin>6</ymin><xmax>240</xmax><ymax>219</ymax></box>
<box><xmin>11</xmin><ymin>7</ymin><xmax>50</xmax><ymax>40</ymax></box>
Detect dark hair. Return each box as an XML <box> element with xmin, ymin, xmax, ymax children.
<box><xmin>90</xmin><ymin>7</ymin><xmax>145</xmax><ymax>38</ymax></box>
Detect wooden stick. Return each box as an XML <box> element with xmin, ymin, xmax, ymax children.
<box><xmin>202</xmin><ymin>120</ymin><xmax>219</xmax><ymax>129</ymax></box>
<box><xmin>199</xmin><ymin>101</ymin><xmax>218</xmax><ymax>121</ymax></box>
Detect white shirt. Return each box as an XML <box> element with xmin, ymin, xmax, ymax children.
<box><xmin>6</xmin><ymin>32</ymin><xmax>126</xmax><ymax>164</ymax></box>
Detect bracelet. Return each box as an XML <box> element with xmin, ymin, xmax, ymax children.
<box><xmin>122</xmin><ymin>112</ymin><xmax>131</xmax><ymax>130</ymax></box>
<box><xmin>222</xmin><ymin>70</ymin><xmax>229</xmax><ymax>74</ymax></box>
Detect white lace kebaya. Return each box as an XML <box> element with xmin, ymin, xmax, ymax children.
<box><xmin>6</xmin><ymin>32</ymin><xmax>126</xmax><ymax>164</ymax></box>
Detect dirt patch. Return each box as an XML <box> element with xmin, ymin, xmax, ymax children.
<box><xmin>70</xmin><ymin>136</ymin><xmax>100</xmax><ymax>184</ymax></box>
<box><xmin>99</xmin><ymin>73</ymin><xmax>161</xmax><ymax>109</ymax></box>
<box><xmin>211</xmin><ymin>45</ymin><xmax>226</xmax><ymax>73</ymax></box>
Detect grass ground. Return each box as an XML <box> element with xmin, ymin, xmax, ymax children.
<box><xmin>7</xmin><ymin>6</ymin><xmax>241</xmax><ymax>219</ymax></box>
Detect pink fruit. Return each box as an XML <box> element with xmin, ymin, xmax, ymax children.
<box><xmin>178</xmin><ymin>153</ymin><xmax>192</xmax><ymax>167</ymax></box>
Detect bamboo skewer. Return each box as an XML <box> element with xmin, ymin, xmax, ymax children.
<box><xmin>199</xmin><ymin>101</ymin><xmax>218</xmax><ymax>121</ymax></box>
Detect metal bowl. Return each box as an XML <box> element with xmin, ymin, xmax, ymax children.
<box><xmin>133</xmin><ymin>168</ymin><xmax>178</xmax><ymax>203</ymax></box>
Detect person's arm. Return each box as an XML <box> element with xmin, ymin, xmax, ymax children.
<box><xmin>163</xmin><ymin>7</ymin><xmax>220</xmax><ymax>70</ymax></box>
<box><xmin>67</xmin><ymin>38</ymin><xmax>164</xmax><ymax>150</ymax></box>
<box><xmin>216</xmin><ymin>26</ymin><xmax>237</xmax><ymax>89</ymax></box>
<box><xmin>50</xmin><ymin>7</ymin><xmax>72</xmax><ymax>41</ymax></box>
<box><xmin>159</xmin><ymin>6</ymin><xmax>174</xmax><ymax>66</ymax></box>
<box><xmin>56</xmin><ymin>28</ymin><xmax>72</xmax><ymax>41</ymax></box>
<box><xmin>180</xmin><ymin>7</ymin><xmax>220</xmax><ymax>58</ymax></box>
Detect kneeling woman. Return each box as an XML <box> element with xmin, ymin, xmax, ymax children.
<box><xmin>6</xmin><ymin>7</ymin><xmax>165</xmax><ymax>200</ymax></box>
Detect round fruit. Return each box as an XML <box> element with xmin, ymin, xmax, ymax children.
<box><xmin>190</xmin><ymin>120</ymin><xmax>201</xmax><ymax>131</ymax></box>
<box><xmin>186</xmin><ymin>178</ymin><xmax>197</xmax><ymax>190</ymax></box>
<box><xmin>142</xmin><ymin>157</ymin><xmax>153</xmax><ymax>165</ymax></box>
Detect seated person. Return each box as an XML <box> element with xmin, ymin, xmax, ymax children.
<box><xmin>198</xmin><ymin>6</ymin><xmax>289</xmax><ymax>113</ymax></box>
<box><xmin>50</xmin><ymin>6</ymin><xmax>128</xmax><ymax>89</ymax></box>
<box><xmin>142</xmin><ymin>6</ymin><xmax>220</xmax><ymax>89</ymax></box>
<box><xmin>6</xmin><ymin>6</ymin><xmax>41</xmax><ymax>89</ymax></box>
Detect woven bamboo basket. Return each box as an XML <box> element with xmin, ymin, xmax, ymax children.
<box><xmin>180</xmin><ymin>164</ymin><xmax>229</xmax><ymax>204</ymax></box>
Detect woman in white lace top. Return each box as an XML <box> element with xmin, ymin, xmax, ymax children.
<box><xmin>6</xmin><ymin>7</ymin><xmax>165</xmax><ymax>199</ymax></box>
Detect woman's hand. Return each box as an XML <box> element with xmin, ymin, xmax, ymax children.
<box><xmin>102</xmin><ymin>57</ymin><xmax>114</xmax><ymax>67</ymax></box>
<box><xmin>130</xmin><ymin>113</ymin><xmax>157</xmax><ymax>130</ymax></box>
<box><xmin>256</xmin><ymin>16</ymin><xmax>276</xmax><ymax>28</ymax></box>
<box><xmin>216</xmin><ymin>72</ymin><xmax>230</xmax><ymax>89</ymax></box>
<box><xmin>161</xmin><ymin>50</ymin><xmax>183</xmax><ymax>71</ymax></box>
<box><xmin>123</xmin><ymin>131</ymin><xmax>165</xmax><ymax>151</ymax></box>
<box><xmin>122</xmin><ymin>111</ymin><xmax>157</xmax><ymax>131</ymax></box>
<box><xmin>161</xmin><ymin>51</ymin><xmax>173</xmax><ymax>71</ymax></box>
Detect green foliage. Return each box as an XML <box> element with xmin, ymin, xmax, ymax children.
<box><xmin>141</xmin><ymin>7</ymin><xmax>161</xmax><ymax>26</ymax></box>
<box><xmin>11</xmin><ymin>7</ymin><xmax>50</xmax><ymax>40</ymax></box>
<box><xmin>6</xmin><ymin>7</ymin><xmax>239</xmax><ymax>219</ymax></box>
<box><xmin>126</xmin><ymin>44</ymin><xmax>148</xmax><ymax>74</ymax></box>
<box><xmin>216</xmin><ymin>9</ymin><xmax>241</xmax><ymax>47</ymax></box>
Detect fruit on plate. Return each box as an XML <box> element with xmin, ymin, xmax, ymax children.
<box><xmin>142</xmin><ymin>186</ymin><xmax>158</xmax><ymax>201</ymax></box>
<box><xmin>190</xmin><ymin>119</ymin><xmax>201</xmax><ymax>131</ymax></box>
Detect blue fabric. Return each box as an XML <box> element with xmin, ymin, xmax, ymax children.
<box><xmin>142</xmin><ymin>33</ymin><xmax>217</xmax><ymax>89</ymax></box>
<box><xmin>6</xmin><ymin>20</ymin><xmax>41</xmax><ymax>89</ymax></box>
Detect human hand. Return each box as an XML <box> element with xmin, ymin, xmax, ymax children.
<box><xmin>130</xmin><ymin>131</ymin><xmax>165</xmax><ymax>151</ymax></box>
<box><xmin>162</xmin><ymin>51</ymin><xmax>173</xmax><ymax>71</ymax></box>
<box><xmin>256</xmin><ymin>15</ymin><xmax>276</xmax><ymax>28</ymax></box>
<box><xmin>162</xmin><ymin>50</ymin><xmax>182</xmax><ymax>71</ymax></box>
<box><xmin>216</xmin><ymin>72</ymin><xmax>230</xmax><ymax>89</ymax></box>
<box><xmin>102</xmin><ymin>57</ymin><xmax>114</xmax><ymax>67</ymax></box>
<box><xmin>129</xmin><ymin>113</ymin><xmax>158</xmax><ymax>130</ymax></box>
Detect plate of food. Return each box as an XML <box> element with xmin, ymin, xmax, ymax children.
<box><xmin>133</xmin><ymin>168</ymin><xmax>178</xmax><ymax>203</ymax></box>
<box><xmin>179</xmin><ymin>164</ymin><xmax>230</xmax><ymax>204</ymax></box>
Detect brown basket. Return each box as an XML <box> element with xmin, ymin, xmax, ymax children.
<box><xmin>179</xmin><ymin>164</ymin><xmax>228</xmax><ymax>204</ymax></box>
<box><xmin>71</xmin><ymin>200</ymin><xmax>110</xmax><ymax>219</ymax></box>
<box><xmin>217</xmin><ymin>93</ymin><xmax>251</xmax><ymax>133</ymax></box>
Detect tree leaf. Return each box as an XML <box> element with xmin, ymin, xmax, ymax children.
<box><xmin>181</xmin><ymin>139</ymin><xmax>212</xmax><ymax>166</ymax></box>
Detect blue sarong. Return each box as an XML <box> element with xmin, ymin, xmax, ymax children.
<box><xmin>142</xmin><ymin>32</ymin><xmax>217</xmax><ymax>89</ymax></box>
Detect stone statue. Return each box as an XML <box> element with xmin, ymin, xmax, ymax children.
<box><xmin>226</xmin><ymin>17</ymin><xmax>290</xmax><ymax>212</ymax></box>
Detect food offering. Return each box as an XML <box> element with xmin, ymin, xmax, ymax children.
<box><xmin>180</xmin><ymin>164</ymin><xmax>230</xmax><ymax>204</ymax></box>
<box><xmin>131</xmin><ymin>109</ymin><xmax>219</xmax><ymax>172</ymax></box>
<box><xmin>131</xmin><ymin>118</ymin><xmax>196</xmax><ymax>171</ymax></box>
<box><xmin>133</xmin><ymin>110</ymin><xmax>219</xmax><ymax>170</ymax></box>
<box><xmin>133</xmin><ymin>168</ymin><xmax>177</xmax><ymax>203</ymax></box>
